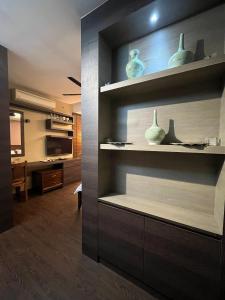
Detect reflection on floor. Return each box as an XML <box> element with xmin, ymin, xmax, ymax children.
<box><xmin>0</xmin><ymin>183</ymin><xmax>161</xmax><ymax>300</ymax></box>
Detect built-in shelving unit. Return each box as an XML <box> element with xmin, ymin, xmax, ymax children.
<box><xmin>101</xmin><ymin>56</ymin><xmax>225</xmax><ymax>98</ymax></box>
<box><xmin>82</xmin><ymin>1</ymin><xmax>225</xmax><ymax>299</ymax></box>
<box><xmin>97</xmin><ymin>2</ymin><xmax>225</xmax><ymax>240</ymax></box>
<box><xmin>100</xmin><ymin>144</ymin><xmax>225</xmax><ymax>155</ymax></box>
<box><xmin>99</xmin><ymin>53</ymin><xmax>225</xmax><ymax>242</ymax></box>
<box><xmin>99</xmin><ymin>194</ymin><xmax>222</xmax><ymax>235</ymax></box>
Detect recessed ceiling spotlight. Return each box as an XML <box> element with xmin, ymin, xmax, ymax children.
<box><xmin>149</xmin><ymin>12</ymin><xmax>159</xmax><ymax>24</ymax></box>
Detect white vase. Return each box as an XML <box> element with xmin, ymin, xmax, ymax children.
<box><xmin>168</xmin><ymin>33</ymin><xmax>194</xmax><ymax>68</ymax></box>
<box><xmin>145</xmin><ymin>110</ymin><xmax>165</xmax><ymax>145</ymax></box>
<box><xmin>126</xmin><ymin>49</ymin><xmax>145</xmax><ymax>79</ymax></box>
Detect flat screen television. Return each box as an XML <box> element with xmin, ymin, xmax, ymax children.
<box><xmin>46</xmin><ymin>136</ymin><xmax>72</xmax><ymax>156</ymax></box>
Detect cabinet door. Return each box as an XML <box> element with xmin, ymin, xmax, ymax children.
<box><xmin>99</xmin><ymin>203</ymin><xmax>144</xmax><ymax>280</ymax></box>
<box><xmin>63</xmin><ymin>159</ymin><xmax>81</xmax><ymax>185</ymax></box>
<box><xmin>42</xmin><ymin>170</ymin><xmax>63</xmax><ymax>189</ymax></box>
<box><xmin>144</xmin><ymin>218</ymin><xmax>222</xmax><ymax>300</ymax></box>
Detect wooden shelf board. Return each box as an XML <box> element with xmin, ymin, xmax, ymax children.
<box><xmin>49</xmin><ymin>119</ymin><xmax>74</xmax><ymax>125</ymax></box>
<box><xmin>99</xmin><ymin>194</ymin><xmax>222</xmax><ymax>236</ymax></box>
<box><xmin>100</xmin><ymin>56</ymin><xmax>225</xmax><ymax>98</ymax></box>
<box><xmin>100</xmin><ymin>144</ymin><xmax>225</xmax><ymax>155</ymax></box>
<box><xmin>47</xmin><ymin>128</ymin><xmax>73</xmax><ymax>133</ymax></box>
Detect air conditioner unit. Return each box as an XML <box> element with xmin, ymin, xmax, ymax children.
<box><xmin>11</xmin><ymin>89</ymin><xmax>56</xmax><ymax>111</ymax></box>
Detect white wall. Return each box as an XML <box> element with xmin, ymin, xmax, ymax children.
<box><xmin>73</xmin><ymin>102</ymin><xmax>81</xmax><ymax>114</ymax></box>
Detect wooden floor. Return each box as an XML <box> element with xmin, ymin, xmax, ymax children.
<box><xmin>0</xmin><ymin>183</ymin><xmax>162</xmax><ymax>300</ymax></box>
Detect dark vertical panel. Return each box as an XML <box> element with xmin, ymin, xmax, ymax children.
<box><xmin>221</xmin><ymin>209</ymin><xmax>225</xmax><ymax>299</ymax></box>
<box><xmin>0</xmin><ymin>46</ymin><xmax>13</xmax><ymax>232</ymax></box>
<box><xmin>98</xmin><ymin>36</ymin><xmax>114</xmax><ymax>197</ymax></box>
<box><xmin>81</xmin><ymin>0</ymin><xmax>153</xmax><ymax>260</ymax></box>
<box><xmin>81</xmin><ymin>37</ymin><xmax>99</xmax><ymax>259</ymax></box>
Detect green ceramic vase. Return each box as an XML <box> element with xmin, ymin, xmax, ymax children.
<box><xmin>168</xmin><ymin>33</ymin><xmax>194</xmax><ymax>69</ymax></box>
<box><xmin>126</xmin><ymin>49</ymin><xmax>145</xmax><ymax>79</ymax></box>
<box><xmin>145</xmin><ymin>110</ymin><xmax>165</xmax><ymax>145</ymax></box>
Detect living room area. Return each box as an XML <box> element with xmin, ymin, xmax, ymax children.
<box><xmin>10</xmin><ymin>93</ymin><xmax>82</xmax><ymax>200</ymax></box>
<box><xmin>0</xmin><ymin>0</ymin><xmax>84</xmax><ymax>221</ymax></box>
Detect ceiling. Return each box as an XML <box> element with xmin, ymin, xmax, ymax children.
<box><xmin>0</xmin><ymin>0</ymin><xmax>106</xmax><ymax>104</ymax></box>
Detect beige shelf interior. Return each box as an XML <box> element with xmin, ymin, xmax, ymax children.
<box><xmin>99</xmin><ymin>194</ymin><xmax>223</xmax><ymax>236</ymax></box>
<box><xmin>100</xmin><ymin>144</ymin><xmax>225</xmax><ymax>155</ymax></box>
<box><xmin>99</xmin><ymin>51</ymin><xmax>225</xmax><ymax>239</ymax></box>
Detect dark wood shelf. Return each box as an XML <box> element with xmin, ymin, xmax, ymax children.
<box><xmin>100</xmin><ymin>56</ymin><xmax>225</xmax><ymax>98</ymax></box>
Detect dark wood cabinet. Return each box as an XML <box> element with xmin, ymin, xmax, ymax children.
<box><xmin>28</xmin><ymin>159</ymin><xmax>81</xmax><ymax>191</ymax></box>
<box><xmin>144</xmin><ymin>218</ymin><xmax>222</xmax><ymax>300</ymax></box>
<box><xmin>98</xmin><ymin>203</ymin><xmax>144</xmax><ymax>280</ymax></box>
<box><xmin>99</xmin><ymin>203</ymin><xmax>223</xmax><ymax>299</ymax></box>
<box><xmin>33</xmin><ymin>169</ymin><xmax>63</xmax><ymax>194</ymax></box>
<box><xmin>63</xmin><ymin>158</ymin><xmax>81</xmax><ymax>185</ymax></box>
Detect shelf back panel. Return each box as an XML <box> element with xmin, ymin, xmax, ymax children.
<box><xmin>110</xmin><ymin>152</ymin><xmax>223</xmax><ymax>216</ymax></box>
<box><xmin>110</xmin><ymin>83</ymin><xmax>222</xmax><ymax>146</ymax></box>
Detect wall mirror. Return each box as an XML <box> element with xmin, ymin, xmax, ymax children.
<box><xmin>10</xmin><ymin>110</ymin><xmax>25</xmax><ymax>157</ymax></box>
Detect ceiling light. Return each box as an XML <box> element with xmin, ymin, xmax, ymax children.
<box><xmin>149</xmin><ymin>12</ymin><xmax>159</xmax><ymax>24</ymax></box>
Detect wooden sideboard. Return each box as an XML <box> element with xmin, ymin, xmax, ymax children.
<box><xmin>33</xmin><ymin>168</ymin><xmax>63</xmax><ymax>194</ymax></box>
<box><xmin>27</xmin><ymin>158</ymin><xmax>81</xmax><ymax>192</ymax></box>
